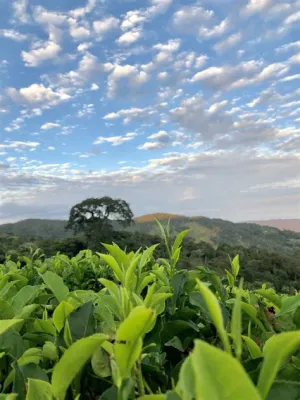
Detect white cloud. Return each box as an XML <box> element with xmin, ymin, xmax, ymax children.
<box><xmin>103</xmin><ymin>106</ymin><xmax>156</xmax><ymax>122</ymax></box>
<box><xmin>173</xmin><ymin>5</ymin><xmax>214</xmax><ymax>33</ymax></box>
<box><xmin>0</xmin><ymin>29</ymin><xmax>27</xmax><ymax>41</ymax></box>
<box><xmin>33</xmin><ymin>6</ymin><xmax>66</xmax><ymax>25</ymax></box>
<box><xmin>7</xmin><ymin>84</ymin><xmax>71</xmax><ymax>108</ymax></box>
<box><xmin>94</xmin><ymin>132</ymin><xmax>137</xmax><ymax>146</ymax></box>
<box><xmin>47</xmin><ymin>146</ymin><xmax>55</xmax><ymax>151</ymax></box>
<box><xmin>191</xmin><ymin>61</ymin><xmax>288</xmax><ymax>89</ymax></box>
<box><xmin>284</xmin><ymin>10</ymin><xmax>300</xmax><ymax>25</ymax></box>
<box><xmin>41</xmin><ymin>122</ymin><xmax>61</xmax><ymax>130</ymax></box>
<box><xmin>242</xmin><ymin>0</ymin><xmax>272</xmax><ymax>15</ymax></box>
<box><xmin>207</xmin><ymin>100</ymin><xmax>228</xmax><ymax>113</ymax></box>
<box><xmin>69</xmin><ymin>0</ymin><xmax>96</xmax><ymax>18</ymax></box>
<box><xmin>107</xmin><ymin>64</ymin><xmax>149</xmax><ymax>97</ymax></box>
<box><xmin>12</xmin><ymin>0</ymin><xmax>30</xmax><ymax>24</ymax></box>
<box><xmin>139</xmin><ymin>130</ymin><xmax>184</xmax><ymax>150</ymax></box>
<box><xmin>214</xmin><ymin>32</ymin><xmax>242</xmax><ymax>52</ymax></box>
<box><xmin>77</xmin><ymin>103</ymin><xmax>95</xmax><ymax>118</ymax></box>
<box><xmin>116</xmin><ymin>28</ymin><xmax>142</xmax><ymax>46</ymax></box>
<box><xmin>121</xmin><ymin>10</ymin><xmax>146</xmax><ymax>31</ymax></box>
<box><xmin>90</xmin><ymin>83</ymin><xmax>99</xmax><ymax>91</ymax></box>
<box><xmin>158</xmin><ymin>71</ymin><xmax>169</xmax><ymax>80</ymax></box>
<box><xmin>69</xmin><ymin>19</ymin><xmax>90</xmax><ymax>41</ymax></box>
<box><xmin>276</xmin><ymin>41</ymin><xmax>300</xmax><ymax>53</ymax></box>
<box><xmin>289</xmin><ymin>53</ymin><xmax>300</xmax><ymax>64</ymax></box>
<box><xmin>77</xmin><ymin>42</ymin><xmax>92</xmax><ymax>52</ymax></box>
<box><xmin>0</xmin><ymin>141</ymin><xmax>40</xmax><ymax>150</ymax></box>
<box><xmin>21</xmin><ymin>41</ymin><xmax>61</xmax><ymax>67</ymax></box>
<box><xmin>93</xmin><ymin>16</ymin><xmax>120</xmax><ymax>39</ymax></box>
<box><xmin>153</xmin><ymin>39</ymin><xmax>181</xmax><ymax>52</ymax></box>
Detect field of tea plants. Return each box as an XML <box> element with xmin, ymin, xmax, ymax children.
<box><xmin>1</xmin><ymin>221</ymin><xmax>300</xmax><ymax>399</ymax></box>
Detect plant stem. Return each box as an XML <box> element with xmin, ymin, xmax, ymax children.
<box><xmin>137</xmin><ymin>363</ymin><xmax>145</xmax><ymax>397</ymax></box>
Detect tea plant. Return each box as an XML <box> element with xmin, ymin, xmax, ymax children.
<box><xmin>0</xmin><ymin>222</ymin><xmax>300</xmax><ymax>399</ymax></box>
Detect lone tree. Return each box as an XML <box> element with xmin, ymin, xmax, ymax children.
<box><xmin>66</xmin><ymin>197</ymin><xmax>134</xmax><ymax>245</ymax></box>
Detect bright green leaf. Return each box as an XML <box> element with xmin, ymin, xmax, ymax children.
<box><xmin>52</xmin><ymin>333</ymin><xmax>108</xmax><ymax>400</ymax></box>
<box><xmin>257</xmin><ymin>331</ymin><xmax>300</xmax><ymax>399</ymax></box>
<box><xmin>115</xmin><ymin>306</ymin><xmax>155</xmax><ymax>380</ymax></box>
<box><xmin>196</xmin><ymin>279</ymin><xmax>231</xmax><ymax>354</ymax></box>
<box><xmin>26</xmin><ymin>379</ymin><xmax>53</xmax><ymax>400</ymax></box>
<box><xmin>40</xmin><ymin>271</ymin><xmax>69</xmax><ymax>303</ymax></box>
<box><xmin>53</xmin><ymin>301</ymin><xmax>74</xmax><ymax>332</ymax></box>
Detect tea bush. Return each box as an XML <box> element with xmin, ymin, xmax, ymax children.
<box><xmin>0</xmin><ymin>221</ymin><xmax>300</xmax><ymax>399</ymax></box>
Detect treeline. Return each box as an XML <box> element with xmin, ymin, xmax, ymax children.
<box><xmin>1</xmin><ymin>230</ymin><xmax>300</xmax><ymax>293</ymax></box>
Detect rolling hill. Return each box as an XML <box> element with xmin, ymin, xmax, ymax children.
<box><xmin>0</xmin><ymin>214</ymin><xmax>299</xmax><ymax>255</ymax></box>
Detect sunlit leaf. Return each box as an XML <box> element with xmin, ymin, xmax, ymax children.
<box><xmin>52</xmin><ymin>333</ymin><xmax>108</xmax><ymax>400</ymax></box>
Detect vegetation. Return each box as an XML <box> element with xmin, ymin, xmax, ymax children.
<box><xmin>66</xmin><ymin>197</ymin><xmax>134</xmax><ymax>245</ymax></box>
<box><xmin>0</xmin><ymin>222</ymin><xmax>300</xmax><ymax>399</ymax></box>
<box><xmin>1</xmin><ymin>213</ymin><xmax>299</xmax><ymax>255</ymax></box>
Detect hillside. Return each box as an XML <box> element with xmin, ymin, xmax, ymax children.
<box><xmin>252</xmin><ymin>219</ymin><xmax>300</xmax><ymax>233</ymax></box>
<box><xmin>0</xmin><ymin>219</ymin><xmax>72</xmax><ymax>239</ymax></box>
<box><xmin>127</xmin><ymin>215</ymin><xmax>300</xmax><ymax>255</ymax></box>
<box><xmin>1</xmin><ymin>214</ymin><xmax>300</xmax><ymax>255</ymax></box>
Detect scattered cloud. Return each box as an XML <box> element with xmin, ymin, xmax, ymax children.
<box><xmin>93</xmin><ymin>16</ymin><xmax>120</xmax><ymax>40</ymax></box>
<box><xmin>41</xmin><ymin>122</ymin><xmax>61</xmax><ymax>130</ymax></box>
<box><xmin>21</xmin><ymin>41</ymin><xmax>61</xmax><ymax>67</ymax></box>
<box><xmin>0</xmin><ymin>29</ymin><xmax>27</xmax><ymax>41</ymax></box>
<box><xmin>6</xmin><ymin>84</ymin><xmax>71</xmax><ymax>108</ymax></box>
<box><xmin>94</xmin><ymin>132</ymin><xmax>137</xmax><ymax>146</ymax></box>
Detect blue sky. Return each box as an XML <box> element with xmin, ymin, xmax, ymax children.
<box><xmin>0</xmin><ymin>0</ymin><xmax>299</xmax><ymax>223</ymax></box>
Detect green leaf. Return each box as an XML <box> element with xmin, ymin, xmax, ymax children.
<box><xmin>0</xmin><ymin>319</ymin><xmax>23</xmax><ymax>335</ymax></box>
<box><xmin>11</xmin><ymin>286</ymin><xmax>41</xmax><ymax>312</ymax></box>
<box><xmin>98</xmin><ymin>254</ymin><xmax>124</xmax><ymax>282</ymax></box>
<box><xmin>257</xmin><ymin>332</ymin><xmax>300</xmax><ymax>399</ymax></box>
<box><xmin>225</xmin><ymin>270</ymin><xmax>235</xmax><ymax>287</ymax></box>
<box><xmin>138</xmin><ymin>396</ymin><xmax>165</xmax><ymax>400</ymax></box>
<box><xmin>13</xmin><ymin>363</ymin><xmax>49</xmax><ymax>400</ymax></box>
<box><xmin>67</xmin><ymin>301</ymin><xmax>95</xmax><ymax>341</ymax></box>
<box><xmin>293</xmin><ymin>307</ymin><xmax>300</xmax><ymax>329</ymax></box>
<box><xmin>42</xmin><ymin>342</ymin><xmax>58</xmax><ymax>361</ymax></box>
<box><xmin>91</xmin><ymin>347</ymin><xmax>111</xmax><ymax>378</ymax></box>
<box><xmin>231</xmin><ymin>282</ymin><xmax>243</xmax><ymax>360</ymax></box>
<box><xmin>40</xmin><ymin>271</ymin><xmax>69</xmax><ymax>303</ymax></box>
<box><xmin>18</xmin><ymin>348</ymin><xmax>43</xmax><ymax>366</ymax></box>
<box><xmin>279</xmin><ymin>296</ymin><xmax>300</xmax><ymax>316</ymax></box>
<box><xmin>14</xmin><ymin>305</ymin><xmax>39</xmax><ymax>320</ymax></box>
<box><xmin>165</xmin><ymin>336</ymin><xmax>184</xmax><ymax>352</ymax></box>
<box><xmin>32</xmin><ymin>320</ymin><xmax>56</xmax><ymax>336</ymax></box>
<box><xmin>0</xmin><ymin>328</ymin><xmax>24</xmax><ymax>358</ymax></box>
<box><xmin>53</xmin><ymin>300</ymin><xmax>74</xmax><ymax>332</ymax></box>
<box><xmin>231</xmin><ymin>255</ymin><xmax>240</xmax><ymax>278</ymax></box>
<box><xmin>178</xmin><ymin>339</ymin><xmax>261</xmax><ymax>400</ymax></box>
<box><xmin>115</xmin><ymin>306</ymin><xmax>155</xmax><ymax>380</ymax></box>
<box><xmin>171</xmin><ymin>229</ymin><xmax>190</xmax><ymax>255</ymax></box>
<box><xmin>267</xmin><ymin>381</ymin><xmax>300</xmax><ymax>400</ymax></box>
<box><xmin>0</xmin><ymin>299</ymin><xmax>15</xmax><ymax>319</ymax></box>
<box><xmin>0</xmin><ymin>394</ymin><xmax>17</xmax><ymax>399</ymax></box>
<box><xmin>255</xmin><ymin>289</ymin><xmax>281</xmax><ymax>308</ymax></box>
<box><xmin>52</xmin><ymin>333</ymin><xmax>107</xmax><ymax>400</ymax></box>
<box><xmin>196</xmin><ymin>279</ymin><xmax>231</xmax><ymax>354</ymax></box>
<box><xmin>241</xmin><ymin>303</ymin><xmax>266</xmax><ymax>331</ymax></box>
<box><xmin>241</xmin><ymin>335</ymin><xmax>263</xmax><ymax>359</ymax></box>
<box><xmin>26</xmin><ymin>379</ymin><xmax>53</xmax><ymax>400</ymax></box>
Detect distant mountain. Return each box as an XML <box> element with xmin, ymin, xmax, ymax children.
<box><xmin>128</xmin><ymin>214</ymin><xmax>300</xmax><ymax>255</ymax></box>
<box><xmin>0</xmin><ymin>219</ymin><xmax>72</xmax><ymax>239</ymax></box>
<box><xmin>1</xmin><ymin>214</ymin><xmax>300</xmax><ymax>255</ymax></box>
<box><xmin>252</xmin><ymin>219</ymin><xmax>300</xmax><ymax>233</ymax></box>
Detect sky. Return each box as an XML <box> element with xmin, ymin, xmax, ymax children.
<box><xmin>0</xmin><ymin>0</ymin><xmax>299</xmax><ymax>224</ymax></box>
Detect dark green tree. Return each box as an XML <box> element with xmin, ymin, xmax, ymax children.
<box><xmin>66</xmin><ymin>197</ymin><xmax>134</xmax><ymax>246</ymax></box>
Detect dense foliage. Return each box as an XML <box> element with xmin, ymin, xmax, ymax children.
<box><xmin>0</xmin><ymin>221</ymin><xmax>300</xmax><ymax>399</ymax></box>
